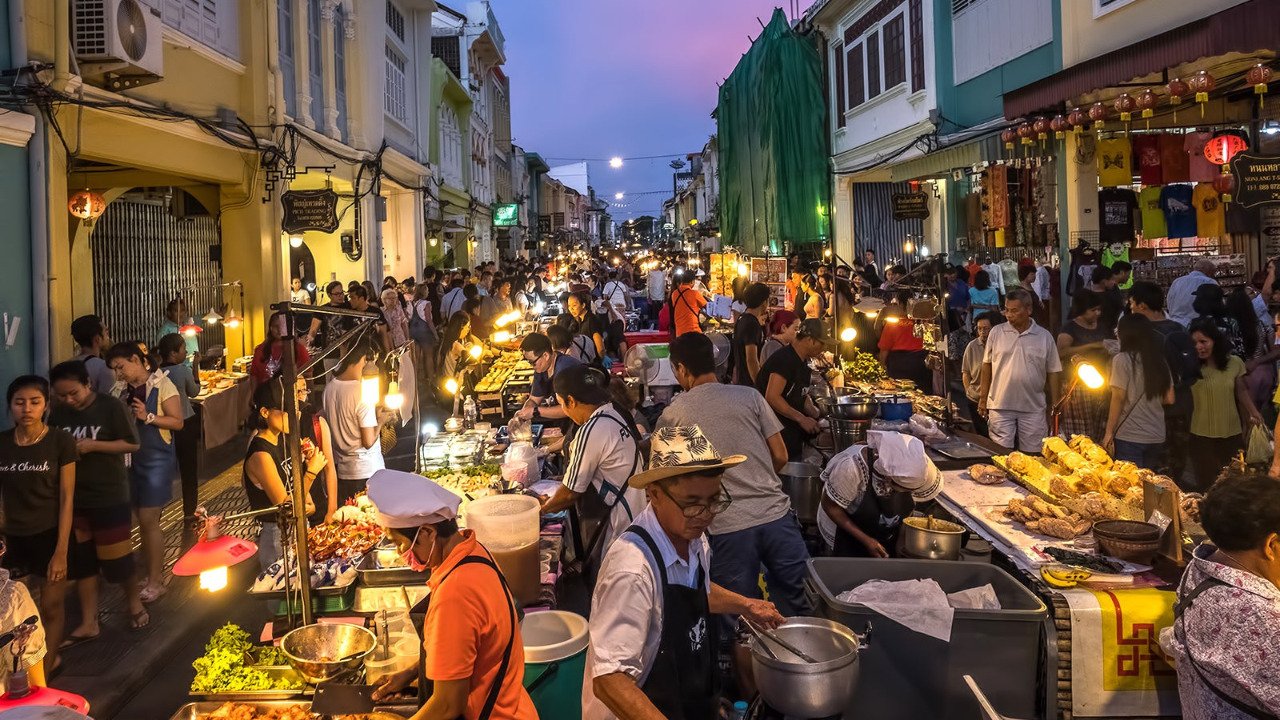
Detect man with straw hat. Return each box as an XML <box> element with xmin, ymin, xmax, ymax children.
<box><xmin>584</xmin><ymin>426</ymin><xmax>785</xmax><ymax>720</ymax></box>
<box><xmin>366</xmin><ymin>469</ymin><xmax>537</xmax><ymax>720</ymax></box>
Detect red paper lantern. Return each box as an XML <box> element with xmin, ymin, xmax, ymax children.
<box><xmin>1247</xmin><ymin>63</ymin><xmax>1273</xmax><ymax>109</ymax></box>
<box><xmin>1166</xmin><ymin>77</ymin><xmax>1189</xmax><ymax>105</ymax></box>
<box><xmin>1017</xmin><ymin>122</ymin><xmax>1035</xmax><ymax>145</ymax></box>
<box><xmin>1067</xmin><ymin>107</ymin><xmax>1087</xmax><ymax>135</ymax></box>
<box><xmin>1113</xmin><ymin>93</ymin><xmax>1136</xmax><ymax>122</ymax></box>
<box><xmin>68</xmin><ymin>189</ymin><xmax>106</xmax><ymax>221</ymax></box>
<box><xmin>1212</xmin><ymin>173</ymin><xmax>1235</xmax><ymax>196</ymax></box>
<box><xmin>1032</xmin><ymin>117</ymin><xmax>1051</xmax><ymax>140</ymax></box>
<box><xmin>1203</xmin><ymin>133</ymin><xmax>1247</xmax><ymax>166</ymax></box>
<box><xmin>1088</xmin><ymin>102</ymin><xmax>1109</xmax><ymax>130</ymax></box>
<box><xmin>1050</xmin><ymin>115</ymin><xmax>1069</xmax><ymax>139</ymax></box>
<box><xmin>1001</xmin><ymin>128</ymin><xmax>1017</xmax><ymax>150</ymax></box>
<box><xmin>1135</xmin><ymin>89</ymin><xmax>1159</xmax><ymax>119</ymax></box>
<box><xmin>1187</xmin><ymin>70</ymin><xmax>1216</xmax><ymax>102</ymax></box>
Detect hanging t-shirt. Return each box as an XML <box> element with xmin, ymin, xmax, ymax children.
<box><xmin>1102</xmin><ymin>245</ymin><xmax>1133</xmax><ymax>290</ymax></box>
<box><xmin>1184</xmin><ymin>131</ymin><xmax>1219</xmax><ymax>183</ymax></box>
<box><xmin>1068</xmin><ymin>244</ymin><xmax>1100</xmax><ymax>296</ymax></box>
<box><xmin>1096</xmin><ymin>138</ymin><xmax>1133</xmax><ymax>187</ymax></box>
<box><xmin>1138</xmin><ymin>186</ymin><xmax>1167</xmax><ymax>239</ymax></box>
<box><xmin>1159</xmin><ymin>134</ymin><xmax>1191</xmax><ymax>183</ymax></box>
<box><xmin>1132</xmin><ymin>135</ymin><xmax>1163</xmax><ymax>186</ymax></box>
<box><xmin>1098</xmin><ymin>188</ymin><xmax>1138</xmax><ymax>244</ymax></box>
<box><xmin>1161</xmin><ymin>184</ymin><xmax>1197</xmax><ymax>239</ymax></box>
<box><xmin>1193</xmin><ymin>183</ymin><xmax>1226</xmax><ymax>238</ymax></box>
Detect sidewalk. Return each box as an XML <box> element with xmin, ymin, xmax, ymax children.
<box><xmin>56</xmin><ymin>418</ymin><xmax>424</xmax><ymax>719</ymax></box>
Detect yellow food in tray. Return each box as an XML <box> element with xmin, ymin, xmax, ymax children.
<box><xmin>1042</xmin><ymin>436</ymin><xmax>1070</xmax><ymax>462</ymax></box>
<box><xmin>1005</xmin><ymin>452</ymin><xmax>1053</xmax><ymax>483</ymax></box>
<box><xmin>1068</xmin><ymin>434</ymin><xmax>1113</xmax><ymax>468</ymax></box>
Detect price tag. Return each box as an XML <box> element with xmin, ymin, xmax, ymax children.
<box><xmin>1147</xmin><ymin>509</ymin><xmax>1172</xmax><ymax>533</ymax></box>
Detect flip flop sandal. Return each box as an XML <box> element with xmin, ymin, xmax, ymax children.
<box><xmin>139</xmin><ymin>584</ymin><xmax>168</xmax><ymax>604</ymax></box>
<box><xmin>130</xmin><ymin>610</ymin><xmax>150</xmax><ymax>630</ymax></box>
<box><xmin>59</xmin><ymin>633</ymin><xmax>99</xmax><ymax>650</ymax></box>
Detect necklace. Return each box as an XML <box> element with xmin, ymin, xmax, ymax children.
<box><xmin>14</xmin><ymin>425</ymin><xmax>48</xmax><ymax>447</ymax></box>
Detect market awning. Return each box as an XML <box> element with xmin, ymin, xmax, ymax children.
<box><xmin>1003</xmin><ymin>0</ymin><xmax>1280</xmax><ymax>118</ymax></box>
<box><xmin>889</xmin><ymin>129</ymin><xmax>1004</xmax><ymax>182</ymax></box>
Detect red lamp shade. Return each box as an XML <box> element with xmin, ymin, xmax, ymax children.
<box><xmin>1213</xmin><ymin>173</ymin><xmax>1236</xmax><ymax>196</ymax></box>
<box><xmin>1001</xmin><ymin>128</ymin><xmax>1017</xmax><ymax>149</ymax></box>
<box><xmin>0</xmin><ymin>686</ymin><xmax>91</xmax><ymax>713</ymax></box>
<box><xmin>173</xmin><ymin>533</ymin><xmax>258</xmax><ymax>576</ymax></box>
<box><xmin>1067</xmin><ymin>107</ymin><xmax>1087</xmax><ymax>134</ymax></box>
<box><xmin>1050</xmin><ymin>115</ymin><xmax>1069</xmax><ymax>139</ymax></box>
<box><xmin>68</xmin><ymin>190</ymin><xmax>106</xmax><ymax>221</ymax></box>
<box><xmin>1187</xmin><ymin>70</ymin><xmax>1216</xmax><ymax>101</ymax></box>
<box><xmin>1167</xmin><ymin>77</ymin><xmax>1189</xmax><ymax>105</ymax></box>
<box><xmin>1135</xmin><ymin>89</ymin><xmax>1159</xmax><ymax>118</ymax></box>
<box><xmin>1203</xmin><ymin>133</ymin><xmax>1247</xmax><ymax>166</ymax></box>
<box><xmin>1088</xmin><ymin>102</ymin><xmax>1109</xmax><ymax>125</ymax></box>
<box><xmin>1113</xmin><ymin>93</ymin><xmax>1136</xmax><ymax>121</ymax></box>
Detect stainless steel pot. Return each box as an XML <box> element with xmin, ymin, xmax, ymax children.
<box><xmin>816</xmin><ymin>395</ymin><xmax>879</xmax><ymax>421</ymax></box>
<box><xmin>750</xmin><ymin>617</ymin><xmax>871</xmax><ymax>718</ymax></box>
<box><xmin>779</xmin><ymin>462</ymin><xmax>822</xmax><ymax>525</ymax></box>
<box><xmin>899</xmin><ymin>516</ymin><xmax>966</xmax><ymax>560</ymax></box>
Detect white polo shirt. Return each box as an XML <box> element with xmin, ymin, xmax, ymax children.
<box><xmin>563</xmin><ymin>405</ymin><xmax>647</xmax><ymax>552</ymax></box>
<box><xmin>582</xmin><ymin>505</ymin><xmax>711</xmax><ymax>720</ymax></box>
<box><xmin>983</xmin><ymin>320</ymin><xmax>1062</xmax><ymax>413</ymax></box>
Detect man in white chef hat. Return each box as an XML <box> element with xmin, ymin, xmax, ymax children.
<box><xmin>367</xmin><ymin>469</ymin><xmax>538</xmax><ymax>720</ymax></box>
<box><xmin>817</xmin><ymin>431</ymin><xmax>944</xmax><ymax>557</ymax></box>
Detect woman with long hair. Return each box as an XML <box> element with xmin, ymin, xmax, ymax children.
<box><xmin>1227</xmin><ymin>287</ymin><xmax>1275</xmax><ymax>409</ymax></box>
<box><xmin>105</xmin><ymin>342</ymin><xmax>183</xmax><ymax>604</ymax></box>
<box><xmin>156</xmin><ymin>333</ymin><xmax>201</xmax><ymax>522</ymax></box>
<box><xmin>437</xmin><ymin>311</ymin><xmax>473</xmax><ymax>384</ymax></box>
<box><xmin>0</xmin><ymin>376</ymin><xmax>78</xmax><ymax>672</ymax></box>
<box><xmin>1101</xmin><ymin>314</ymin><xmax>1173</xmax><ymax>470</ymax></box>
<box><xmin>1193</xmin><ymin>284</ymin><xmax>1244</xmax><ymax>358</ymax></box>
<box><xmin>1187</xmin><ymin>319</ymin><xmax>1262</xmax><ymax>491</ymax></box>
<box><xmin>249</xmin><ymin>312</ymin><xmax>311</xmax><ymax>387</ymax></box>
<box><xmin>1056</xmin><ymin>291</ymin><xmax>1113</xmax><ymax>440</ymax></box>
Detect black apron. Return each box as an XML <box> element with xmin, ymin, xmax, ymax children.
<box><xmin>627</xmin><ymin>525</ymin><xmax>719</xmax><ymax>720</ymax></box>
<box><xmin>416</xmin><ymin>553</ymin><xmax>517</xmax><ymax>720</ymax></box>
<box><xmin>832</xmin><ymin>450</ymin><xmax>915</xmax><ymax>557</ymax></box>
<box><xmin>568</xmin><ymin>410</ymin><xmax>643</xmax><ymax>574</ymax></box>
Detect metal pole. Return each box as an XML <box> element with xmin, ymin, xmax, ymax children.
<box><xmin>280</xmin><ymin>307</ymin><xmax>314</xmax><ymax>626</ymax></box>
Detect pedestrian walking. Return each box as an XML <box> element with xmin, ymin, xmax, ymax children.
<box><xmin>978</xmin><ymin>290</ymin><xmax>1062</xmax><ymax>452</ymax></box>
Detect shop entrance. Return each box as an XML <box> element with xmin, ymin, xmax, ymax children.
<box><xmin>89</xmin><ymin>188</ymin><xmax>225</xmax><ymax>351</ymax></box>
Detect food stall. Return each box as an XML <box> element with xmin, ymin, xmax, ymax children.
<box><xmin>194</xmin><ymin>367</ymin><xmax>252</xmax><ymax>449</ymax></box>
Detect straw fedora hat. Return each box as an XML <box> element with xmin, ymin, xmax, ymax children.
<box><xmin>628</xmin><ymin>426</ymin><xmax>746</xmax><ymax>489</ymax></box>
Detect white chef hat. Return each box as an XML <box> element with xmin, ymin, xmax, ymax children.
<box><xmin>871</xmin><ymin>432</ymin><xmax>943</xmax><ymax>502</ymax></box>
<box><xmin>366</xmin><ymin>469</ymin><xmax>461</xmax><ymax>528</ymax></box>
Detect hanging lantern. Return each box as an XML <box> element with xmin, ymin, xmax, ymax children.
<box><xmin>1088</xmin><ymin>102</ymin><xmax>1109</xmax><ymax>130</ymax></box>
<box><xmin>1247</xmin><ymin>63</ymin><xmax>1273</xmax><ymax>110</ymax></box>
<box><xmin>1166</xmin><ymin>77</ymin><xmax>1189</xmax><ymax>105</ymax></box>
<box><xmin>1017</xmin><ymin>122</ymin><xmax>1035</xmax><ymax>146</ymax></box>
<box><xmin>1001</xmin><ymin>128</ymin><xmax>1017</xmax><ymax>150</ymax></box>
<box><xmin>1050</xmin><ymin>115</ymin><xmax>1070</xmax><ymax>140</ymax></box>
<box><xmin>1113</xmin><ymin>93</ymin><xmax>1137</xmax><ymax>123</ymax></box>
<box><xmin>1067</xmin><ymin>107</ymin><xmax>1087</xmax><ymax>135</ymax></box>
<box><xmin>1187</xmin><ymin>70</ymin><xmax>1215</xmax><ymax>116</ymax></box>
<box><xmin>1213</xmin><ymin>173</ymin><xmax>1236</xmax><ymax>203</ymax></box>
<box><xmin>1032</xmin><ymin>117</ymin><xmax>1051</xmax><ymax>142</ymax></box>
<box><xmin>1203</xmin><ymin>132</ymin><xmax>1247</xmax><ymax>166</ymax></box>
<box><xmin>1135</xmin><ymin>89</ymin><xmax>1159</xmax><ymax>119</ymax></box>
<box><xmin>68</xmin><ymin>189</ymin><xmax>106</xmax><ymax>222</ymax></box>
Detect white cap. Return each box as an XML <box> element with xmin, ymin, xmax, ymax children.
<box><xmin>871</xmin><ymin>432</ymin><xmax>943</xmax><ymax>502</ymax></box>
<box><xmin>366</xmin><ymin>469</ymin><xmax>461</xmax><ymax>528</ymax></box>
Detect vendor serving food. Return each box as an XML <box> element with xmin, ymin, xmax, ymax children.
<box><xmin>817</xmin><ymin>432</ymin><xmax>943</xmax><ymax>558</ymax></box>
<box><xmin>367</xmin><ymin>469</ymin><xmax>537</xmax><ymax>720</ymax></box>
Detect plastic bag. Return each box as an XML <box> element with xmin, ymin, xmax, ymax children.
<box><xmin>1246</xmin><ymin>423</ymin><xmax>1273</xmax><ymax>465</ymax></box>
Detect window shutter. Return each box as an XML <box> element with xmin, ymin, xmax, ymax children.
<box><xmin>833</xmin><ymin>41</ymin><xmax>846</xmax><ymax>128</ymax></box>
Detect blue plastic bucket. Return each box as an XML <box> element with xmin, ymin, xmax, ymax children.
<box><xmin>521</xmin><ymin>610</ymin><xmax>589</xmax><ymax>720</ymax></box>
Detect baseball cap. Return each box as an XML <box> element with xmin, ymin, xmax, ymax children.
<box><xmin>796</xmin><ymin>318</ymin><xmax>836</xmax><ymax>346</ymax></box>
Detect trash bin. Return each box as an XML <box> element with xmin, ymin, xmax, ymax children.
<box><xmin>521</xmin><ymin>610</ymin><xmax>589</xmax><ymax>720</ymax></box>
<box><xmin>806</xmin><ymin>558</ymin><xmax>1046</xmax><ymax>720</ymax></box>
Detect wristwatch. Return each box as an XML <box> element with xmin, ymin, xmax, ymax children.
<box><xmin>145</xmin><ymin>413</ymin><xmax>156</xmax><ymax>425</ymax></box>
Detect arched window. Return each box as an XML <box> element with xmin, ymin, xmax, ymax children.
<box><xmin>439</xmin><ymin>105</ymin><xmax>464</xmax><ymax>187</ymax></box>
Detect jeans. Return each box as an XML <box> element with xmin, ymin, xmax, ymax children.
<box><xmin>708</xmin><ymin>513</ymin><xmax>813</xmax><ymax>618</ymax></box>
<box><xmin>257</xmin><ymin>522</ymin><xmax>282</xmax><ymax>570</ymax></box>
<box><xmin>1112</xmin><ymin>439</ymin><xmax>1164</xmax><ymax>471</ymax></box>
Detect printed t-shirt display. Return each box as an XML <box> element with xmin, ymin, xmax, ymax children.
<box><xmin>1138</xmin><ymin>186</ymin><xmax>1167</xmax><ymax>238</ymax></box>
<box><xmin>1193</xmin><ymin>183</ymin><xmax>1225</xmax><ymax>238</ymax></box>
<box><xmin>1161</xmin><ymin>184</ymin><xmax>1197</xmax><ymax>239</ymax></box>
<box><xmin>1098</xmin><ymin>188</ymin><xmax>1138</xmax><ymax>244</ymax></box>
<box><xmin>1096</xmin><ymin>138</ymin><xmax>1133</xmax><ymax>187</ymax></box>
<box><xmin>1185</xmin><ymin>132</ymin><xmax>1219</xmax><ymax>182</ymax></box>
<box><xmin>1132</xmin><ymin>135</ymin><xmax>1163</xmax><ymax>186</ymax></box>
<box><xmin>1159</xmin><ymin>133</ymin><xmax>1191</xmax><ymax>183</ymax></box>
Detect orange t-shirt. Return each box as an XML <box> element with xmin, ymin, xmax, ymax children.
<box><xmin>423</xmin><ymin>532</ymin><xmax>538</xmax><ymax>720</ymax></box>
<box><xmin>671</xmin><ymin>286</ymin><xmax>707</xmax><ymax>336</ymax></box>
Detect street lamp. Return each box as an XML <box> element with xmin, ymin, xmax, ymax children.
<box><xmin>615</xmin><ymin>192</ymin><xmax>624</xmax><ymax>200</ymax></box>
<box><xmin>610</xmin><ymin>157</ymin><xmax>624</xmax><ymax>169</ymax></box>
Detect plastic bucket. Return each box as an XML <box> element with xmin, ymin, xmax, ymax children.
<box><xmin>521</xmin><ymin>610</ymin><xmax>588</xmax><ymax>720</ymax></box>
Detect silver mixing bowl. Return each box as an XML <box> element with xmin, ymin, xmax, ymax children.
<box><xmin>281</xmin><ymin>623</ymin><xmax>377</xmax><ymax>684</ymax></box>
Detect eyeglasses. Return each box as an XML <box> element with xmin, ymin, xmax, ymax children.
<box><xmin>659</xmin><ymin>484</ymin><xmax>732</xmax><ymax>518</ymax></box>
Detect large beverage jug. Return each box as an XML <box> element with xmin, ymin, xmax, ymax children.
<box><xmin>466</xmin><ymin>494</ymin><xmax>542</xmax><ymax>606</ymax></box>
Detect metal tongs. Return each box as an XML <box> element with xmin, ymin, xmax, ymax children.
<box><xmin>742</xmin><ymin>617</ymin><xmax>819</xmax><ymax>664</ymax></box>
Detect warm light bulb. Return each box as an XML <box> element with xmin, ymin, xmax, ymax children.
<box><xmin>492</xmin><ymin>330</ymin><xmax>513</xmax><ymax>343</ymax></box>
<box><xmin>445</xmin><ymin>378</ymin><xmax>460</xmax><ymax>395</ymax></box>
<box><xmin>840</xmin><ymin>327</ymin><xmax>857</xmax><ymax>342</ymax></box>
<box><xmin>225</xmin><ymin>314</ymin><xmax>242</xmax><ymax>329</ymax></box>
<box><xmin>1077</xmin><ymin>362</ymin><xmax>1105</xmax><ymax>390</ymax></box>
<box><xmin>884</xmin><ymin>315</ymin><xmax>901</xmax><ymax>324</ymax></box>
<box><xmin>384</xmin><ymin>381</ymin><xmax>404</xmax><ymax>410</ymax></box>
<box><xmin>199</xmin><ymin>566</ymin><xmax>228</xmax><ymax>592</ymax></box>
<box><xmin>823</xmin><ymin>247</ymin><xmax>833</xmax><ymax>259</ymax></box>
<box><xmin>360</xmin><ymin>375</ymin><xmax>380</xmax><ymax>406</ymax></box>
<box><xmin>421</xmin><ymin>422</ymin><xmax>439</xmax><ymax>437</ymax></box>
<box><xmin>903</xmin><ymin>241</ymin><xmax>915</xmax><ymax>255</ymax></box>
<box><xmin>289</xmin><ymin>234</ymin><xmax>304</xmax><ymax>248</ymax></box>
<box><xmin>469</xmin><ymin>344</ymin><xmax>483</xmax><ymax>359</ymax></box>
<box><xmin>736</xmin><ymin>263</ymin><xmax>749</xmax><ymax>277</ymax></box>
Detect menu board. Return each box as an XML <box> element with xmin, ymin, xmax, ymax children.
<box><xmin>751</xmin><ymin>257</ymin><xmax>789</xmax><ymax>308</ymax></box>
<box><xmin>708</xmin><ymin>252</ymin><xmax>740</xmax><ymax>296</ymax></box>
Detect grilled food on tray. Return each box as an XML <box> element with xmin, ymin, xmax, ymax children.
<box><xmin>967</xmin><ymin>464</ymin><xmax>1006</xmax><ymax>485</ymax></box>
<box><xmin>1003</xmin><ymin>497</ymin><xmax>1091</xmax><ymax>539</ymax></box>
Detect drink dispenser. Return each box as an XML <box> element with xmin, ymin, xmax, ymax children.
<box><xmin>466</xmin><ymin>495</ymin><xmax>542</xmax><ymax>606</ymax></box>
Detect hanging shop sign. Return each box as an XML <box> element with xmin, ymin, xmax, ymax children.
<box><xmin>891</xmin><ymin>192</ymin><xmax>930</xmax><ymax>221</ymax></box>
<box><xmin>537</xmin><ymin>214</ymin><xmax>552</xmax><ymax>234</ymax></box>
<box><xmin>281</xmin><ymin>189</ymin><xmax>340</xmax><ymax>234</ymax></box>
<box><xmin>1229</xmin><ymin>153</ymin><xmax>1280</xmax><ymax>208</ymax></box>
<box><xmin>493</xmin><ymin>203</ymin><xmax>519</xmax><ymax>227</ymax></box>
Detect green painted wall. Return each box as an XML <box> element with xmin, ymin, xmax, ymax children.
<box><xmin>0</xmin><ymin>0</ymin><xmax>35</xmax><ymax>386</ymax></box>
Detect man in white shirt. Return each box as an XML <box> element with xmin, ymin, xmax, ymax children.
<box><xmin>321</xmin><ymin>350</ymin><xmax>385</xmax><ymax>503</ymax></box>
<box><xmin>1166</xmin><ymin>258</ymin><xmax>1218</xmax><ymax>328</ymax></box>
<box><xmin>978</xmin><ymin>290</ymin><xmax>1062</xmax><ymax>452</ymax></box>
<box><xmin>439</xmin><ymin>279</ymin><xmax>467</xmax><ymax>319</ymax></box>
<box><xmin>584</xmin><ymin>426</ymin><xmax>783</xmax><ymax>720</ymax></box>
<box><xmin>601</xmin><ymin>271</ymin><xmax>632</xmax><ymax>315</ymax></box>
<box><xmin>645</xmin><ymin>265</ymin><xmax>667</xmax><ymax>329</ymax></box>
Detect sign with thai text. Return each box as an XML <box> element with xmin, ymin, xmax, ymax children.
<box><xmin>281</xmin><ymin>189</ymin><xmax>340</xmax><ymax>234</ymax></box>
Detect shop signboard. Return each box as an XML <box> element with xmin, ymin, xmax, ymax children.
<box><xmin>493</xmin><ymin>203</ymin><xmax>519</xmax><ymax>227</ymax></box>
<box><xmin>1230</xmin><ymin>153</ymin><xmax>1280</xmax><ymax>208</ymax></box>
<box><xmin>1262</xmin><ymin>206</ymin><xmax>1280</xmax><ymax>257</ymax></box>
<box><xmin>537</xmin><ymin>214</ymin><xmax>551</xmax><ymax>234</ymax></box>
<box><xmin>891</xmin><ymin>192</ymin><xmax>930</xmax><ymax>220</ymax></box>
<box><xmin>281</xmin><ymin>189</ymin><xmax>340</xmax><ymax>234</ymax></box>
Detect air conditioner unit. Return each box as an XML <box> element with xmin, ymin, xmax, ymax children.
<box><xmin>73</xmin><ymin>0</ymin><xmax>164</xmax><ymax>90</ymax></box>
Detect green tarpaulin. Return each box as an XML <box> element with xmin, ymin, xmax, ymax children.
<box><xmin>717</xmin><ymin>8</ymin><xmax>830</xmax><ymax>256</ymax></box>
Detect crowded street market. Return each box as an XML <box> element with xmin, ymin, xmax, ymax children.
<box><xmin>1</xmin><ymin>1</ymin><xmax>1279</xmax><ymax>720</ymax></box>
